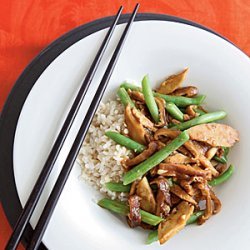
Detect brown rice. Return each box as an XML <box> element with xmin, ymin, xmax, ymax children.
<box><xmin>77</xmin><ymin>99</ymin><xmax>130</xmax><ymax>201</ymax></box>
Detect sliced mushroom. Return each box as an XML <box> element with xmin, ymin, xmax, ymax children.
<box><xmin>158</xmin><ymin>201</ymin><xmax>194</xmax><ymax>244</ymax></box>
<box><xmin>187</xmin><ymin>123</ymin><xmax>240</xmax><ymax>147</ymax></box>
<box><xmin>158</xmin><ymin>163</ymin><xmax>210</xmax><ymax>178</ymax></box>
<box><xmin>199</xmin><ymin>157</ymin><xmax>218</xmax><ymax>178</ymax></box>
<box><xmin>193</xmin><ymin>141</ymin><xmax>210</xmax><ymax>155</ymax></box>
<box><xmin>155</xmin><ymin>97</ymin><xmax>167</xmax><ymax>127</ymax></box>
<box><xmin>184</xmin><ymin>140</ymin><xmax>218</xmax><ymax>177</ymax></box>
<box><xmin>170</xmin><ymin>119</ymin><xmax>181</xmax><ymax>125</ymax></box>
<box><xmin>182</xmin><ymin>141</ymin><xmax>199</xmax><ymax>156</ymax></box>
<box><xmin>195</xmin><ymin>182</ymin><xmax>213</xmax><ymax>224</ymax></box>
<box><xmin>179</xmin><ymin>180</ymin><xmax>194</xmax><ymax>195</ymax></box>
<box><xmin>179</xmin><ymin>176</ymin><xmax>204</xmax><ymax>196</ymax></box>
<box><xmin>165</xmin><ymin>112</ymin><xmax>172</xmax><ymax>124</ymax></box>
<box><xmin>170</xmin><ymin>184</ymin><xmax>197</xmax><ymax>205</ymax></box>
<box><xmin>154</xmin><ymin>128</ymin><xmax>180</xmax><ymax>140</ymax></box>
<box><xmin>157</xmin><ymin>68</ymin><xmax>188</xmax><ymax>95</ymax></box>
<box><xmin>136</xmin><ymin>177</ymin><xmax>156</xmax><ymax>214</ymax></box>
<box><xmin>131</xmin><ymin>107</ymin><xmax>156</xmax><ymax>132</ymax></box>
<box><xmin>156</xmin><ymin>140</ymin><xmax>166</xmax><ymax>150</ymax></box>
<box><xmin>164</xmin><ymin>153</ymin><xmax>195</xmax><ymax>164</ymax></box>
<box><xmin>183</xmin><ymin>114</ymin><xmax>191</xmax><ymax>121</ymax></box>
<box><xmin>172</xmin><ymin>86</ymin><xmax>198</xmax><ymax>97</ymax></box>
<box><xmin>151</xmin><ymin>177</ymin><xmax>171</xmax><ymax>217</ymax></box>
<box><xmin>210</xmin><ymin>188</ymin><xmax>222</xmax><ymax>214</ymax></box>
<box><xmin>157</xmin><ymin>168</ymin><xmax>190</xmax><ymax>180</ymax></box>
<box><xmin>124</xmin><ymin>105</ymin><xmax>147</xmax><ymax>145</ymax></box>
<box><xmin>128</xmin><ymin>195</ymin><xmax>141</xmax><ymax>228</ymax></box>
<box><xmin>145</xmin><ymin>133</ymin><xmax>155</xmax><ymax>144</ymax></box>
<box><xmin>177</xmin><ymin>146</ymin><xmax>193</xmax><ymax>157</ymax></box>
<box><xmin>129</xmin><ymin>97</ymin><xmax>149</xmax><ymax>117</ymax></box>
<box><xmin>191</xmin><ymin>163</ymin><xmax>205</xmax><ymax>171</ymax></box>
<box><xmin>192</xmin><ymin>187</ymin><xmax>203</xmax><ymax>203</ymax></box>
<box><xmin>185</xmin><ymin>105</ymin><xmax>198</xmax><ymax>119</ymax></box>
<box><xmin>123</xmin><ymin>141</ymin><xmax>158</xmax><ymax>170</ymax></box>
<box><xmin>128</xmin><ymin>90</ymin><xmax>145</xmax><ymax>102</ymax></box>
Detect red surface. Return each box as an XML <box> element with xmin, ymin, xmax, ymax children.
<box><xmin>0</xmin><ymin>0</ymin><xmax>249</xmax><ymax>249</ymax></box>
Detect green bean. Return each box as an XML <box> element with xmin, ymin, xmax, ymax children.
<box><xmin>140</xmin><ymin>210</ymin><xmax>164</xmax><ymax>226</ymax></box>
<box><xmin>117</xmin><ymin>87</ymin><xmax>135</xmax><ymax>108</ymax></box>
<box><xmin>179</xmin><ymin>107</ymin><xmax>186</xmax><ymax>113</ymax></box>
<box><xmin>195</xmin><ymin>108</ymin><xmax>206</xmax><ymax>115</ymax></box>
<box><xmin>186</xmin><ymin>210</ymin><xmax>205</xmax><ymax>225</ymax></box>
<box><xmin>142</xmin><ymin>75</ymin><xmax>159</xmax><ymax>122</ymax></box>
<box><xmin>105</xmin><ymin>131</ymin><xmax>146</xmax><ymax>153</ymax></box>
<box><xmin>146</xmin><ymin>210</ymin><xmax>205</xmax><ymax>244</ymax></box>
<box><xmin>154</xmin><ymin>93</ymin><xmax>206</xmax><ymax>108</ymax></box>
<box><xmin>98</xmin><ymin>198</ymin><xmax>128</xmax><ymax>215</ymax></box>
<box><xmin>213</xmin><ymin>147</ymin><xmax>229</xmax><ymax>164</ymax></box>
<box><xmin>98</xmin><ymin>198</ymin><xmax>163</xmax><ymax>226</ymax></box>
<box><xmin>167</xmin><ymin>122</ymin><xmax>175</xmax><ymax>128</ymax></box>
<box><xmin>120</xmin><ymin>82</ymin><xmax>142</xmax><ymax>92</ymax></box>
<box><xmin>105</xmin><ymin>182</ymin><xmax>131</xmax><ymax>192</ymax></box>
<box><xmin>123</xmin><ymin>131</ymin><xmax>189</xmax><ymax>185</ymax></box>
<box><xmin>120</xmin><ymin>83</ymin><xmax>206</xmax><ymax>107</ymax></box>
<box><xmin>213</xmin><ymin>155</ymin><xmax>227</xmax><ymax>164</ymax></box>
<box><xmin>208</xmin><ymin>164</ymin><xmax>234</xmax><ymax>186</ymax></box>
<box><xmin>179</xmin><ymin>107</ymin><xmax>206</xmax><ymax>115</ymax></box>
<box><xmin>165</xmin><ymin>102</ymin><xmax>184</xmax><ymax>121</ymax></box>
<box><xmin>224</xmin><ymin>147</ymin><xmax>230</xmax><ymax>156</ymax></box>
<box><xmin>171</xmin><ymin>111</ymin><xmax>227</xmax><ymax>130</ymax></box>
<box><xmin>146</xmin><ymin>230</ymin><xmax>158</xmax><ymax>244</ymax></box>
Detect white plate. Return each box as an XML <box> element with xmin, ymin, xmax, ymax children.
<box><xmin>12</xmin><ymin>19</ymin><xmax>250</xmax><ymax>250</ymax></box>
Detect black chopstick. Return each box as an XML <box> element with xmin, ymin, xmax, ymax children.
<box><xmin>26</xmin><ymin>3</ymin><xmax>139</xmax><ymax>250</ymax></box>
<box><xmin>6</xmin><ymin>6</ymin><xmax>124</xmax><ymax>250</ymax></box>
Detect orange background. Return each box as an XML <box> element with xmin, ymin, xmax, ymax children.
<box><xmin>0</xmin><ymin>0</ymin><xmax>249</xmax><ymax>249</ymax></box>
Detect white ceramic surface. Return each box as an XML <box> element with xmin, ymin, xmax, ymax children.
<box><xmin>13</xmin><ymin>21</ymin><xmax>250</xmax><ymax>250</ymax></box>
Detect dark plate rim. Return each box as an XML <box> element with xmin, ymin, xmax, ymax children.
<box><xmin>0</xmin><ymin>13</ymin><xmax>245</xmax><ymax>249</ymax></box>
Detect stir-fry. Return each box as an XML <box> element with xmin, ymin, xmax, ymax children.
<box><xmin>97</xmin><ymin>69</ymin><xmax>239</xmax><ymax>245</ymax></box>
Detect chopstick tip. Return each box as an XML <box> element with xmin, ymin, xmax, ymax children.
<box><xmin>133</xmin><ymin>3</ymin><xmax>140</xmax><ymax>14</ymax></box>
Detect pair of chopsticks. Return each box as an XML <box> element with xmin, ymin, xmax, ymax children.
<box><xmin>6</xmin><ymin>4</ymin><xmax>139</xmax><ymax>250</ymax></box>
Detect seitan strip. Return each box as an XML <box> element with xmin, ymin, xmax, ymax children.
<box><xmin>158</xmin><ymin>201</ymin><xmax>194</xmax><ymax>244</ymax></box>
<box><xmin>157</xmin><ymin>68</ymin><xmax>188</xmax><ymax>94</ymax></box>
<box><xmin>170</xmin><ymin>184</ymin><xmax>197</xmax><ymax>205</ymax></box>
<box><xmin>125</xmin><ymin>105</ymin><xmax>147</xmax><ymax>144</ymax></box>
<box><xmin>187</xmin><ymin>123</ymin><xmax>239</xmax><ymax>147</ymax></box>
<box><xmin>136</xmin><ymin>177</ymin><xmax>156</xmax><ymax>214</ymax></box>
<box><xmin>159</xmin><ymin>163</ymin><xmax>210</xmax><ymax>178</ymax></box>
<box><xmin>123</xmin><ymin>141</ymin><xmax>158</xmax><ymax>169</ymax></box>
